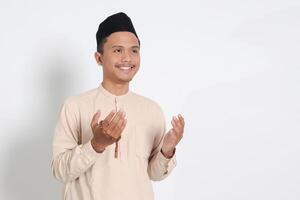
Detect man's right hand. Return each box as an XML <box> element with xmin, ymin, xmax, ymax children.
<box><xmin>90</xmin><ymin>110</ymin><xmax>127</xmax><ymax>153</ymax></box>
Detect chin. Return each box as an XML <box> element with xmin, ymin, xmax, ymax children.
<box><xmin>116</xmin><ymin>72</ymin><xmax>138</xmax><ymax>83</ymax></box>
<box><xmin>117</xmin><ymin>76</ymin><xmax>134</xmax><ymax>83</ymax></box>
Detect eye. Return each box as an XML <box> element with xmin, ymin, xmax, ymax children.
<box><xmin>132</xmin><ymin>49</ymin><xmax>139</xmax><ymax>54</ymax></box>
<box><xmin>113</xmin><ymin>48</ymin><xmax>122</xmax><ymax>53</ymax></box>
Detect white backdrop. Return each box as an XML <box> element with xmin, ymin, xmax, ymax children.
<box><xmin>0</xmin><ymin>0</ymin><xmax>299</xmax><ymax>199</ymax></box>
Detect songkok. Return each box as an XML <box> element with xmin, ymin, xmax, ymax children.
<box><xmin>96</xmin><ymin>12</ymin><xmax>139</xmax><ymax>51</ymax></box>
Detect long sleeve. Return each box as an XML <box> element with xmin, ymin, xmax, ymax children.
<box><xmin>51</xmin><ymin>99</ymin><xmax>100</xmax><ymax>183</ymax></box>
<box><xmin>147</xmin><ymin>106</ymin><xmax>177</xmax><ymax>181</ymax></box>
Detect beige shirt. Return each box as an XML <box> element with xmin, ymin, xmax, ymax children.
<box><xmin>51</xmin><ymin>85</ymin><xmax>177</xmax><ymax>200</ymax></box>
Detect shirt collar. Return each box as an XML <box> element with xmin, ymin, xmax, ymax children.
<box><xmin>98</xmin><ymin>83</ymin><xmax>132</xmax><ymax>101</ymax></box>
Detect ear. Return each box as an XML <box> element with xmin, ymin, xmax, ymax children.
<box><xmin>94</xmin><ymin>52</ymin><xmax>103</xmax><ymax>65</ymax></box>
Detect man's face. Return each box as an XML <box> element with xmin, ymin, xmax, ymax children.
<box><xmin>95</xmin><ymin>31</ymin><xmax>140</xmax><ymax>84</ymax></box>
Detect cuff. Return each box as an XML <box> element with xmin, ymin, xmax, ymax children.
<box><xmin>81</xmin><ymin>140</ymin><xmax>103</xmax><ymax>161</ymax></box>
<box><xmin>157</xmin><ymin>148</ymin><xmax>177</xmax><ymax>168</ymax></box>
<box><xmin>161</xmin><ymin>148</ymin><xmax>176</xmax><ymax>159</ymax></box>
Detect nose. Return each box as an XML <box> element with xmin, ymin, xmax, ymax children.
<box><xmin>121</xmin><ymin>50</ymin><xmax>131</xmax><ymax>62</ymax></box>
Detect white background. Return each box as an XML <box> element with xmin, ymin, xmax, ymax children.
<box><xmin>0</xmin><ymin>0</ymin><xmax>299</xmax><ymax>199</ymax></box>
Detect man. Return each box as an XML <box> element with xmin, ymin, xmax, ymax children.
<box><xmin>51</xmin><ymin>12</ymin><xmax>185</xmax><ymax>200</ymax></box>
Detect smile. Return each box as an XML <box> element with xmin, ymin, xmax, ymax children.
<box><xmin>115</xmin><ymin>65</ymin><xmax>135</xmax><ymax>72</ymax></box>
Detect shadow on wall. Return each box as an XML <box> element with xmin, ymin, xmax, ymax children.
<box><xmin>3</xmin><ymin>50</ymin><xmax>78</xmax><ymax>200</ymax></box>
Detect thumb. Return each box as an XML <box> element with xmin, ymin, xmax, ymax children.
<box><xmin>166</xmin><ymin>128</ymin><xmax>174</xmax><ymax>136</ymax></box>
<box><xmin>163</xmin><ymin>129</ymin><xmax>172</xmax><ymax>141</ymax></box>
<box><xmin>90</xmin><ymin>110</ymin><xmax>101</xmax><ymax>129</ymax></box>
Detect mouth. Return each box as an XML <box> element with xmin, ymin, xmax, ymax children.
<box><xmin>115</xmin><ymin>64</ymin><xmax>135</xmax><ymax>73</ymax></box>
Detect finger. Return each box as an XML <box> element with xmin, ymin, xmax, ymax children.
<box><xmin>171</xmin><ymin>119</ymin><xmax>182</xmax><ymax>136</ymax></box>
<box><xmin>173</xmin><ymin>116</ymin><xmax>183</xmax><ymax>129</ymax></box>
<box><xmin>172</xmin><ymin>116</ymin><xmax>183</xmax><ymax>131</ymax></box>
<box><xmin>113</xmin><ymin>118</ymin><xmax>127</xmax><ymax>139</ymax></box>
<box><xmin>178</xmin><ymin>114</ymin><xmax>185</xmax><ymax>127</ymax></box>
<box><xmin>102</xmin><ymin>110</ymin><xmax>116</xmax><ymax>128</ymax></box>
<box><xmin>171</xmin><ymin>119</ymin><xmax>184</xmax><ymax>141</ymax></box>
<box><xmin>173</xmin><ymin>116</ymin><xmax>185</xmax><ymax>135</ymax></box>
<box><xmin>90</xmin><ymin>110</ymin><xmax>101</xmax><ymax>129</ymax></box>
<box><xmin>177</xmin><ymin>115</ymin><xmax>185</xmax><ymax>137</ymax></box>
<box><xmin>112</xmin><ymin>116</ymin><xmax>125</xmax><ymax>134</ymax></box>
<box><xmin>108</xmin><ymin>110</ymin><xmax>125</xmax><ymax>132</ymax></box>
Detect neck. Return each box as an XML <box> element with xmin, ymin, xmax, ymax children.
<box><xmin>101</xmin><ymin>80</ymin><xmax>129</xmax><ymax>96</ymax></box>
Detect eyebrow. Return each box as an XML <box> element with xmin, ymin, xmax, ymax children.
<box><xmin>112</xmin><ymin>45</ymin><xmax>140</xmax><ymax>49</ymax></box>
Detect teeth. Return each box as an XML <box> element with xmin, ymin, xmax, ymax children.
<box><xmin>117</xmin><ymin>65</ymin><xmax>133</xmax><ymax>70</ymax></box>
<box><xmin>119</xmin><ymin>67</ymin><xmax>131</xmax><ymax>70</ymax></box>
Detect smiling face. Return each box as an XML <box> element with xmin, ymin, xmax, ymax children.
<box><xmin>95</xmin><ymin>31</ymin><xmax>140</xmax><ymax>85</ymax></box>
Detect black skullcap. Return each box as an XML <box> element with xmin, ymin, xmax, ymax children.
<box><xmin>96</xmin><ymin>12</ymin><xmax>139</xmax><ymax>51</ymax></box>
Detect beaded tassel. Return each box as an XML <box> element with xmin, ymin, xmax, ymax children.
<box><xmin>114</xmin><ymin>138</ymin><xmax>120</xmax><ymax>158</ymax></box>
<box><xmin>114</xmin><ymin>97</ymin><xmax>120</xmax><ymax>159</ymax></box>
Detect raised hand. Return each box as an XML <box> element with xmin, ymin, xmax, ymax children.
<box><xmin>161</xmin><ymin>114</ymin><xmax>185</xmax><ymax>158</ymax></box>
<box><xmin>90</xmin><ymin>109</ymin><xmax>127</xmax><ymax>153</ymax></box>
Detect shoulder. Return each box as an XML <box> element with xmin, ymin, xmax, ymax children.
<box><xmin>63</xmin><ymin>87</ymin><xmax>99</xmax><ymax>109</ymax></box>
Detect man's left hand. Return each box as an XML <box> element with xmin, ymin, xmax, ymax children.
<box><xmin>161</xmin><ymin>114</ymin><xmax>185</xmax><ymax>158</ymax></box>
